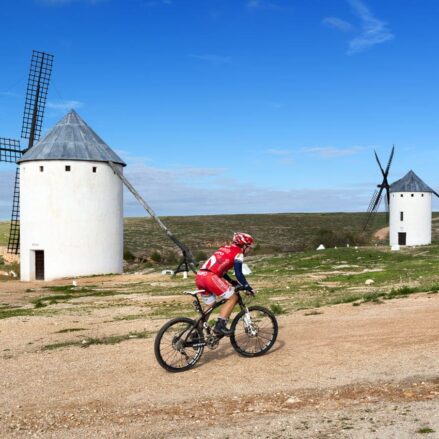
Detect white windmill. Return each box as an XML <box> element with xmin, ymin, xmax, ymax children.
<box><xmin>18</xmin><ymin>110</ymin><xmax>126</xmax><ymax>281</ymax></box>
<box><xmin>389</xmin><ymin>170</ymin><xmax>439</xmax><ymax>247</ymax></box>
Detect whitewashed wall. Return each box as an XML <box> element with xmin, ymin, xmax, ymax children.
<box><xmin>20</xmin><ymin>160</ymin><xmax>123</xmax><ymax>281</ymax></box>
<box><xmin>389</xmin><ymin>192</ymin><xmax>431</xmax><ymax>246</ymax></box>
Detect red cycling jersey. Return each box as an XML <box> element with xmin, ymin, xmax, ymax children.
<box><xmin>201</xmin><ymin>244</ymin><xmax>244</xmax><ymax>277</ymax></box>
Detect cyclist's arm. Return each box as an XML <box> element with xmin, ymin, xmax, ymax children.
<box><xmin>223</xmin><ymin>273</ymin><xmax>238</xmax><ymax>286</ymax></box>
<box><xmin>233</xmin><ymin>259</ymin><xmax>252</xmax><ymax>290</ymax></box>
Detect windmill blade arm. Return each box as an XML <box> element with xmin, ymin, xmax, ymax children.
<box><xmin>433</xmin><ymin>190</ymin><xmax>439</xmax><ymax>198</ymax></box>
<box><xmin>371</xmin><ymin>186</ymin><xmax>384</xmax><ymax>213</ymax></box>
<box><xmin>384</xmin><ymin>145</ymin><xmax>395</xmax><ymax>175</ymax></box>
<box><xmin>21</xmin><ymin>50</ymin><xmax>54</xmax><ymax>146</ymax></box>
<box><xmin>107</xmin><ymin>161</ymin><xmax>197</xmax><ymax>272</ymax></box>
<box><xmin>374</xmin><ymin>150</ymin><xmax>386</xmax><ymax>177</ymax></box>
<box><xmin>0</xmin><ymin>138</ymin><xmax>22</xmax><ymax>163</ymax></box>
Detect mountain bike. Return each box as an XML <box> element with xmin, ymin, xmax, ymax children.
<box><xmin>154</xmin><ymin>286</ymin><xmax>278</xmax><ymax>372</ymax></box>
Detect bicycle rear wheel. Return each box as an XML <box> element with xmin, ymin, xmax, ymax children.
<box><xmin>230</xmin><ymin>306</ymin><xmax>278</xmax><ymax>357</ymax></box>
<box><xmin>154</xmin><ymin>317</ymin><xmax>204</xmax><ymax>372</ymax></box>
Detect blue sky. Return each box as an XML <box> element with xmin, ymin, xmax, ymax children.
<box><xmin>1</xmin><ymin>0</ymin><xmax>439</xmax><ymax>217</ymax></box>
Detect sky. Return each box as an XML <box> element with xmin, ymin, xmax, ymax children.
<box><xmin>1</xmin><ymin>0</ymin><xmax>439</xmax><ymax>218</ymax></box>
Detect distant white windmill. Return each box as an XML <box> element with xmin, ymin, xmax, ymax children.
<box><xmin>389</xmin><ymin>170</ymin><xmax>439</xmax><ymax>247</ymax></box>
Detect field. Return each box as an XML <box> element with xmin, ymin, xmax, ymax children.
<box><xmin>1</xmin><ymin>213</ymin><xmax>439</xmax><ymax>437</ymax></box>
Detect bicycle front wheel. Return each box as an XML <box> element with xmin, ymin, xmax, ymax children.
<box><xmin>230</xmin><ymin>306</ymin><xmax>278</xmax><ymax>357</ymax></box>
<box><xmin>154</xmin><ymin>317</ymin><xmax>204</xmax><ymax>372</ymax></box>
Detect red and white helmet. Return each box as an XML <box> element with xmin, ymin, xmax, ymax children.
<box><xmin>232</xmin><ymin>232</ymin><xmax>254</xmax><ymax>248</ymax></box>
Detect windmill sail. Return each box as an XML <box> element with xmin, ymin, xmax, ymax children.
<box><xmin>362</xmin><ymin>146</ymin><xmax>394</xmax><ymax>232</ymax></box>
<box><xmin>0</xmin><ymin>50</ymin><xmax>54</xmax><ymax>254</ymax></box>
<box><xmin>21</xmin><ymin>51</ymin><xmax>54</xmax><ymax>148</ymax></box>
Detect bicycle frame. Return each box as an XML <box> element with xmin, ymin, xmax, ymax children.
<box><xmin>182</xmin><ymin>289</ymin><xmax>249</xmax><ymax>348</ymax></box>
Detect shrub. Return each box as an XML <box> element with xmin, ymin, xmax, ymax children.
<box><xmin>312</xmin><ymin>229</ymin><xmax>369</xmax><ymax>249</ymax></box>
<box><xmin>123</xmin><ymin>249</ymin><xmax>135</xmax><ymax>262</ymax></box>
<box><xmin>195</xmin><ymin>251</ymin><xmax>208</xmax><ymax>262</ymax></box>
<box><xmin>270</xmin><ymin>303</ymin><xmax>286</xmax><ymax>315</ymax></box>
<box><xmin>150</xmin><ymin>251</ymin><xmax>162</xmax><ymax>263</ymax></box>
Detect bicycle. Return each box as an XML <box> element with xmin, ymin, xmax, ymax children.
<box><xmin>154</xmin><ymin>286</ymin><xmax>278</xmax><ymax>372</ymax></box>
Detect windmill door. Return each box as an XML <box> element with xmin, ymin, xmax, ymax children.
<box><xmin>398</xmin><ymin>233</ymin><xmax>406</xmax><ymax>246</ymax></box>
<box><xmin>35</xmin><ymin>251</ymin><xmax>45</xmax><ymax>280</ymax></box>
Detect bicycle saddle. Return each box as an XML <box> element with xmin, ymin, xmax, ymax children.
<box><xmin>183</xmin><ymin>290</ymin><xmax>205</xmax><ymax>296</ymax></box>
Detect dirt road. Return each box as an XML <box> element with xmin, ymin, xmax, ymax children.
<box><xmin>1</xmin><ymin>292</ymin><xmax>439</xmax><ymax>438</ymax></box>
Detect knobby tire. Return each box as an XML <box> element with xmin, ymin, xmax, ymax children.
<box><xmin>230</xmin><ymin>306</ymin><xmax>278</xmax><ymax>357</ymax></box>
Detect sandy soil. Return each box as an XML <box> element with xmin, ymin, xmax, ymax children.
<box><xmin>1</xmin><ymin>281</ymin><xmax>439</xmax><ymax>438</ymax></box>
<box><xmin>374</xmin><ymin>227</ymin><xmax>389</xmax><ymax>240</ymax></box>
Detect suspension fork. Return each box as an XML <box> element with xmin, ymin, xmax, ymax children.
<box><xmin>237</xmin><ymin>293</ymin><xmax>257</xmax><ymax>335</ymax></box>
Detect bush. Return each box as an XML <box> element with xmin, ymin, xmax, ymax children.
<box><xmin>150</xmin><ymin>251</ymin><xmax>162</xmax><ymax>263</ymax></box>
<box><xmin>312</xmin><ymin>229</ymin><xmax>369</xmax><ymax>249</ymax></box>
<box><xmin>0</xmin><ymin>256</ymin><xmax>4</xmax><ymax>265</ymax></box>
<box><xmin>270</xmin><ymin>303</ymin><xmax>286</xmax><ymax>315</ymax></box>
<box><xmin>195</xmin><ymin>251</ymin><xmax>208</xmax><ymax>262</ymax></box>
<box><xmin>123</xmin><ymin>249</ymin><xmax>135</xmax><ymax>262</ymax></box>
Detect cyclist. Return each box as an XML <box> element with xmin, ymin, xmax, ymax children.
<box><xmin>195</xmin><ymin>232</ymin><xmax>255</xmax><ymax>336</ymax></box>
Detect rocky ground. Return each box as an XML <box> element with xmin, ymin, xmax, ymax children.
<box><xmin>1</xmin><ymin>273</ymin><xmax>438</xmax><ymax>438</ymax></box>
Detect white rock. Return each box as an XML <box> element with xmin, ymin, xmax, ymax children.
<box><xmin>161</xmin><ymin>269</ymin><xmax>174</xmax><ymax>275</ymax></box>
<box><xmin>316</xmin><ymin>244</ymin><xmax>325</xmax><ymax>251</ymax></box>
<box><xmin>286</xmin><ymin>396</ymin><xmax>301</xmax><ymax>404</ymax></box>
<box><xmin>365</xmin><ymin>279</ymin><xmax>375</xmax><ymax>285</ymax></box>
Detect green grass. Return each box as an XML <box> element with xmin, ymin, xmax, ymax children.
<box><xmin>0</xmin><ymin>307</ymin><xmax>36</xmax><ymax>319</ymax></box>
<box><xmin>417</xmin><ymin>428</ymin><xmax>435</xmax><ymax>434</ymax></box>
<box><xmin>123</xmin><ymin>212</ymin><xmax>389</xmax><ymax>261</ymax></box>
<box><xmin>42</xmin><ymin>330</ymin><xmax>152</xmax><ymax>351</ymax></box>
<box><xmin>2</xmin><ymin>214</ymin><xmax>439</xmax><ymax>321</ymax></box>
<box><xmin>269</xmin><ymin>303</ymin><xmax>286</xmax><ymax>315</ymax></box>
<box><xmin>0</xmin><ymin>222</ymin><xmax>10</xmax><ymax>246</ymax></box>
<box><xmin>55</xmin><ymin>328</ymin><xmax>87</xmax><ymax>333</ymax></box>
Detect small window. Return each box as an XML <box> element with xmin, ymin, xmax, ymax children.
<box><xmin>39</xmin><ymin>166</ymin><xmax>44</xmax><ymax>172</ymax></box>
<box><xmin>422</xmin><ymin>194</ymin><xmax>424</xmax><ymax>197</ymax></box>
<box><xmin>411</xmin><ymin>193</ymin><xmax>414</xmax><ymax>197</ymax></box>
<box><xmin>400</xmin><ymin>211</ymin><xmax>404</xmax><ymax>221</ymax></box>
<box><xmin>400</xmin><ymin>194</ymin><xmax>403</xmax><ymax>197</ymax></box>
<box><xmin>65</xmin><ymin>165</ymin><xmax>71</xmax><ymax>172</ymax></box>
<box><xmin>92</xmin><ymin>166</ymin><xmax>97</xmax><ymax>173</ymax></box>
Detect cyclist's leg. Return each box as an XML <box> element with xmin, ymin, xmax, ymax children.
<box><xmin>195</xmin><ymin>271</ymin><xmax>216</xmax><ymax>309</ymax></box>
<box><xmin>208</xmin><ymin>277</ymin><xmax>237</xmax><ymax>336</ymax></box>
<box><xmin>218</xmin><ymin>293</ymin><xmax>238</xmax><ymax>320</ymax></box>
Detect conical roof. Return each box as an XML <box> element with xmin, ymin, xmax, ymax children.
<box><xmin>390</xmin><ymin>170</ymin><xmax>434</xmax><ymax>193</ymax></box>
<box><xmin>18</xmin><ymin>110</ymin><xmax>126</xmax><ymax>166</ymax></box>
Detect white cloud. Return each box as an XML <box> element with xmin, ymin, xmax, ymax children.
<box><xmin>302</xmin><ymin>146</ymin><xmax>364</xmax><ymax>158</ymax></box>
<box><xmin>0</xmin><ymin>168</ymin><xmax>16</xmax><ymax>218</ymax></box>
<box><xmin>347</xmin><ymin>0</ymin><xmax>394</xmax><ymax>54</ymax></box>
<box><xmin>324</xmin><ymin>0</ymin><xmax>393</xmax><ymax>54</ymax></box>
<box><xmin>47</xmin><ymin>100</ymin><xmax>84</xmax><ymax>111</ymax></box>
<box><xmin>323</xmin><ymin>17</ymin><xmax>354</xmax><ymax>32</ymax></box>
<box><xmin>190</xmin><ymin>54</ymin><xmax>232</xmax><ymax>66</ymax></box>
<box><xmin>120</xmin><ymin>162</ymin><xmax>373</xmax><ymax>216</ymax></box>
<box><xmin>1</xmin><ymin>162</ymin><xmax>436</xmax><ymax>218</ymax></box>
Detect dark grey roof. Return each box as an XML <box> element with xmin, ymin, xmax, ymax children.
<box><xmin>390</xmin><ymin>170</ymin><xmax>434</xmax><ymax>193</ymax></box>
<box><xmin>18</xmin><ymin>110</ymin><xmax>126</xmax><ymax>166</ymax></box>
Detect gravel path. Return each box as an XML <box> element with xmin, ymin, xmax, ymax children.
<box><xmin>1</xmin><ymin>292</ymin><xmax>439</xmax><ymax>438</ymax></box>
